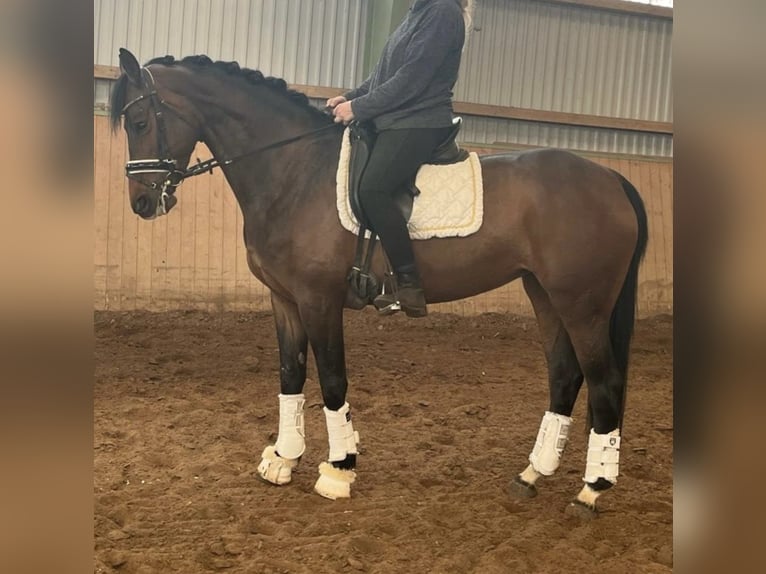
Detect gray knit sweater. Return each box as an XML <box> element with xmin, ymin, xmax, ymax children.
<box><xmin>345</xmin><ymin>0</ymin><xmax>464</xmax><ymax>131</ymax></box>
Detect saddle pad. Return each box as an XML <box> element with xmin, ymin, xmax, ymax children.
<box><xmin>335</xmin><ymin>127</ymin><xmax>484</xmax><ymax>240</ymax></box>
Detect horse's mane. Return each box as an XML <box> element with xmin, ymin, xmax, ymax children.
<box><xmin>110</xmin><ymin>54</ymin><xmax>331</xmax><ymax>131</ymax></box>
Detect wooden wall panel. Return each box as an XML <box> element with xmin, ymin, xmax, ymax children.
<box><xmin>93</xmin><ymin>116</ymin><xmax>110</xmax><ymax>309</ymax></box>
<box><xmin>94</xmin><ymin>115</ymin><xmax>672</xmax><ymax>316</ymax></box>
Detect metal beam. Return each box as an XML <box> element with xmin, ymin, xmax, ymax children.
<box><xmin>538</xmin><ymin>0</ymin><xmax>673</xmax><ymax>20</ymax></box>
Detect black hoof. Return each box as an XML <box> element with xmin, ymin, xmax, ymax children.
<box><xmin>509</xmin><ymin>475</ymin><xmax>538</xmax><ymax>499</ymax></box>
<box><xmin>566</xmin><ymin>499</ymin><xmax>598</xmax><ymax>520</ymax></box>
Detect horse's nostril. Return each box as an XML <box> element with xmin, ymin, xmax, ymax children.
<box><xmin>133</xmin><ymin>195</ymin><xmax>150</xmax><ymax>216</ymax></box>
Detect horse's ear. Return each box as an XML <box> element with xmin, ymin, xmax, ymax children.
<box><xmin>119</xmin><ymin>48</ymin><xmax>143</xmax><ymax>86</ymax></box>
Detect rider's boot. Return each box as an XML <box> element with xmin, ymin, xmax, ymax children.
<box><xmin>374</xmin><ymin>266</ymin><xmax>427</xmax><ymax>318</ymax></box>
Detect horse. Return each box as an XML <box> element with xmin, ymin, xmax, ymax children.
<box><xmin>110</xmin><ymin>48</ymin><xmax>647</xmax><ymax>515</ymax></box>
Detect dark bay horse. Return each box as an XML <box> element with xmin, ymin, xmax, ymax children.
<box><xmin>111</xmin><ymin>49</ymin><xmax>647</xmax><ymax>514</ymax></box>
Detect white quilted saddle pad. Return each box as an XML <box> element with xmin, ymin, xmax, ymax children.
<box><xmin>335</xmin><ymin>127</ymin><xmax>484</xmax><ymax>240</ymax></box>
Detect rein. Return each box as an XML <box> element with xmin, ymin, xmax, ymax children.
<box><xmin>182</xmin><ymin>121</ymin><xmax>339</xmax><ymax>179</ymax></box>
<box><xmin>121</xmin><ymin>65</ymin><xmax>340</xmax><ymax>213</ymax></box>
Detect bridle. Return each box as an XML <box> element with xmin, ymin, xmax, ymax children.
<box><xmin>120</xmin><ymin>67</ymin><xmax>189</xmax><ymax>214</ymax></box>
<box><xmin>120</xmin><ymin>66</ymin><xmax>341</xmax><ymax>216</ymax></box>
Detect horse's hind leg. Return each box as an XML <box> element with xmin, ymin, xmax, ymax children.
<box><xmin>512</xmin><ymin>274</ymin><xmax>584</xmax><ymax>498</ymax></box>
<box><xmin>257</xmin><ymin>292</ymin><xmax>309</xmax><ymax>486</ymax></box>
<box><xmin>562</xmin><ymin>317</ymin><xmax>624</xmax><ymax>516</ymax></box>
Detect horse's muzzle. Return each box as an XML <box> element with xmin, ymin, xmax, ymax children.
<box><xmin>132</xmin><ymin>194</ymin><xmax>154</xmax><ymax>218</ymax></box>
<box><xmin>132</xmin><ymin>191</ymin><xmax>178</xmax><ymax>219</ymax></box>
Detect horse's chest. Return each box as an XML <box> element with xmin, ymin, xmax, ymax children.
<box><xmin>245</xmin><ymin>248</ymin><xmax>269</xmax><ymax>282</ymax></box>
<box><xmin>246</xmin><ymin>246</ymin><xmax>286</xmax><ymax>294</ymax></box>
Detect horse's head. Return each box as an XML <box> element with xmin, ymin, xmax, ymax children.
<box><xmin>113</xmin><ymin>49</ymin><xmax>201</xmax><ymax>219</ymax></box>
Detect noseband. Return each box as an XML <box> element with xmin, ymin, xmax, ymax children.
<box><xmin>120</xmin><ymin>66</ymin><xmax>341</xmax><ymax>216</ymax></box>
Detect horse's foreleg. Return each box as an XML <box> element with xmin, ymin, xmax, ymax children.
<box><xmin>299</xmin><ymin>300</ymin><xmax>359</xmax><ymax>500</ymax></box>
<box><xmin>513</xmin><ymin>275</ymin><xmax>584</xmax><ymax>498</ymax></box>
<box><xmin>257</xmin><ymin>292</ymin><xmax>309</xmax><ymax>486</ymax></box>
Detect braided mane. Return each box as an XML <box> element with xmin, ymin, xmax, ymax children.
<box><xmin>110</xmin><ymin>54</ymin><xmax>329</xmax><ymax>131</ymax></box>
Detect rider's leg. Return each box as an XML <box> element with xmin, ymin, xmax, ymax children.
<box><xmin>358</xmin><ymin>126</ymin><xmax>451</xmax><ymax>317</ymax></box>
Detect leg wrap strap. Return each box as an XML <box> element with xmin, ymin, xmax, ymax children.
<box><xmin>529</xmin><ymin>411</ymin><xmax>572</xmax><ymax>476</ymax></box>
<box><xmin>324</xmin><ymin>402</ymin><xmax>359</xmax><ymax>462</ymax></box>
<box><xmin>584</xmin><ymin>429</ymin><xmax>620</xmax><ymax>484</ymax></box>
<box><xmin>275</xmin><ymin>393</ymin><xmax>306</xmax><ymax>460</ymax></box>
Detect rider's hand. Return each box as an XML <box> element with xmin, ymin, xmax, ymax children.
<box><xmin>332</xmin><ymin>101</ymin><xmax>355</xmax><ymax>125</ymax></box>
<box><xmin>326</xmin><ymin>95</ymin><xmax>347</xmax><ymax>109</ymax></box>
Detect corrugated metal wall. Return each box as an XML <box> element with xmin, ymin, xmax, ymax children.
<box><xmin>94</xmin><ymin>0</ymin><xmax>369</xmax><ymax>107</ymax></box>
<box><xmin>455</xmin><ymin>0</ymin><xmax>672</xmax><ymax>155</ymax></box>
<box><xmin>94</xmin><ymin>0</ymin><xmax>672</xmax><ymax>157</ymax></box>
<box><xmin>458</xmin><ymin>1</ymin><xmax>672</xmax><ymax>121</ymax></box>
<box><xmin>459</xmin><ymin>115</ymin><xmax>671</xmax><ymax>156</ymax></box>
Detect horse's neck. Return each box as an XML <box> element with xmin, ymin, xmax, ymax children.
<box><xmin>192</xmin><ymin>83</ymin><xmax>327</xmax><ymax>213</ymax></box>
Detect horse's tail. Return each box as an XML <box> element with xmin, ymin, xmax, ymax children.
<box><xmin>610</xmin><ymin>170</ymin><xmax>649</xmax><ymax>427</ymax></box>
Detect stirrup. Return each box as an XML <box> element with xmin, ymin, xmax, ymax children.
<box><xmin>375</xmin><ymin>299</ymin><xmax>401</xmax><ymax>316</ymax></box>
<box><xmin>346</xmin><ymin>227</ymin><xmax>381</xmax><ymax>307</ymax></box>
<box><xmin>373</xmin><ymin>270</ymin><xmax>401</xmax><ymax>315</ymax></box>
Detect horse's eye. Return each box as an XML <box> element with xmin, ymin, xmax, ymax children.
<box><xmin>134</xmin><ymin>120</ymin><xmax>148</xmax><ymax>132</ymax></box>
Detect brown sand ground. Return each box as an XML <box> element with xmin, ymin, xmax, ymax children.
<box><xmin>94</xmin><ymin>310</ymin><xmax>672</xmax><ymax>573</ymax></box>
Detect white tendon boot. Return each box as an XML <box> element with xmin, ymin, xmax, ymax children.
<box><xmin>314</xmin><ymin>402</ymin><xmax>359</xmax><ymax>500</ymax></box>
<box><xmin>519</xmin><ymin>411</ymin><xmax>572</xmax><ymax>488</ymax></box>
<box><xmin>575</xmin><ymin>428</ymin><xmax>620</xmax><ymax>510</ymax></box>
<box><xmin>257</xmin><ymin>394</ymin><xmax>305</xmax><ymax>485</ymax></box>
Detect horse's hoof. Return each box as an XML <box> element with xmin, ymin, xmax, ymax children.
<box><xmin>509</xmin><ymin>475</ymin><xmax>538</xmax><ymax>499</ymax></box>
<box><xmin>314</xmin><ymin>462</ymin><xmax>356</xmax><ymax>500</ymax></box>
<box><xmin>257</xmin><ymin>446</ymin><xmax>298</xmax><ymax>485</ymax></box>
<box><xmin>566</xmin><ymin>499</ymin><xmax>598</xmax><ymax>520</ymax></box>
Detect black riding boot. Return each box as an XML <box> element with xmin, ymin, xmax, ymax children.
<box><xmin>374</xmin><ymin>267</ymin><xmax>428</xmax><ymax>318</ymax></box>
<box><xmin>396</xmin><ymin>269</ymin><xmax>428</xmax><ymax>317</ymax></box>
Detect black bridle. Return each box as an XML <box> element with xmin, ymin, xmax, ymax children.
<box><xmin>120</xmin><ymin>66</ymin><xmax>340</xmax><ymax>215</ymax></box>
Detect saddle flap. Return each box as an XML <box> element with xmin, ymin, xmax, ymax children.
<box><xmin>347</xmin><ymin>122</ymin><xmax>377</xmax><ymax>229</ymax></box>
<box><xmin>347</xmin><ymin>122</ymin><xmax>416</xmax><ymax>226</ymax></box>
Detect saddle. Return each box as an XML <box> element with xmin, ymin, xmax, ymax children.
<box><xmin>345</xmin><ymin>118</ymin><xmax>467</xmax><ymax>309</ymax></box>
<box><xmin>347</xmin><ymin>117</ymin><xmax>468</xmax><ymax>227</ymax></box>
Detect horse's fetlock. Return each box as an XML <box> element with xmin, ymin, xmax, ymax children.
<box><xmin>529</xmin><ymin>411</ymin><xmax>572</xmax><ymax>476</ymax></box>
<box><xmin>588</xmin><ymin>477</ymin><xmax>615</xmax><ymax>491</ymax></box>
<box><xmin>583</xmin><ymin>428</ymin><xmax>620</xmax><ymax>484</ymax></box>
<box><xmin>275</xmin><ymin>393</ymin><xmax>306</xmax><ymax>459</ymax></box>
<box><xmin>331</xmin><ymin>453</ymin><xmax>357</xmax><ymax>470</ymax></box>
<box><xmin>323</xmin><ymin>402</ymin><xmax>360</xmax><ymax>462</ymax></box>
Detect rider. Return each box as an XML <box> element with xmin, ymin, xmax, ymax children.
<box><xmin>327</xmin><ymin>0</ymin><xmax>471</xmax><ymax>317</ymax></box>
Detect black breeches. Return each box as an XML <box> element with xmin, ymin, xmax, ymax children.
<box><xmin>358</xmin><ymin>126</ymin><xmax>452</xmax><ymax>272</ymax></box>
